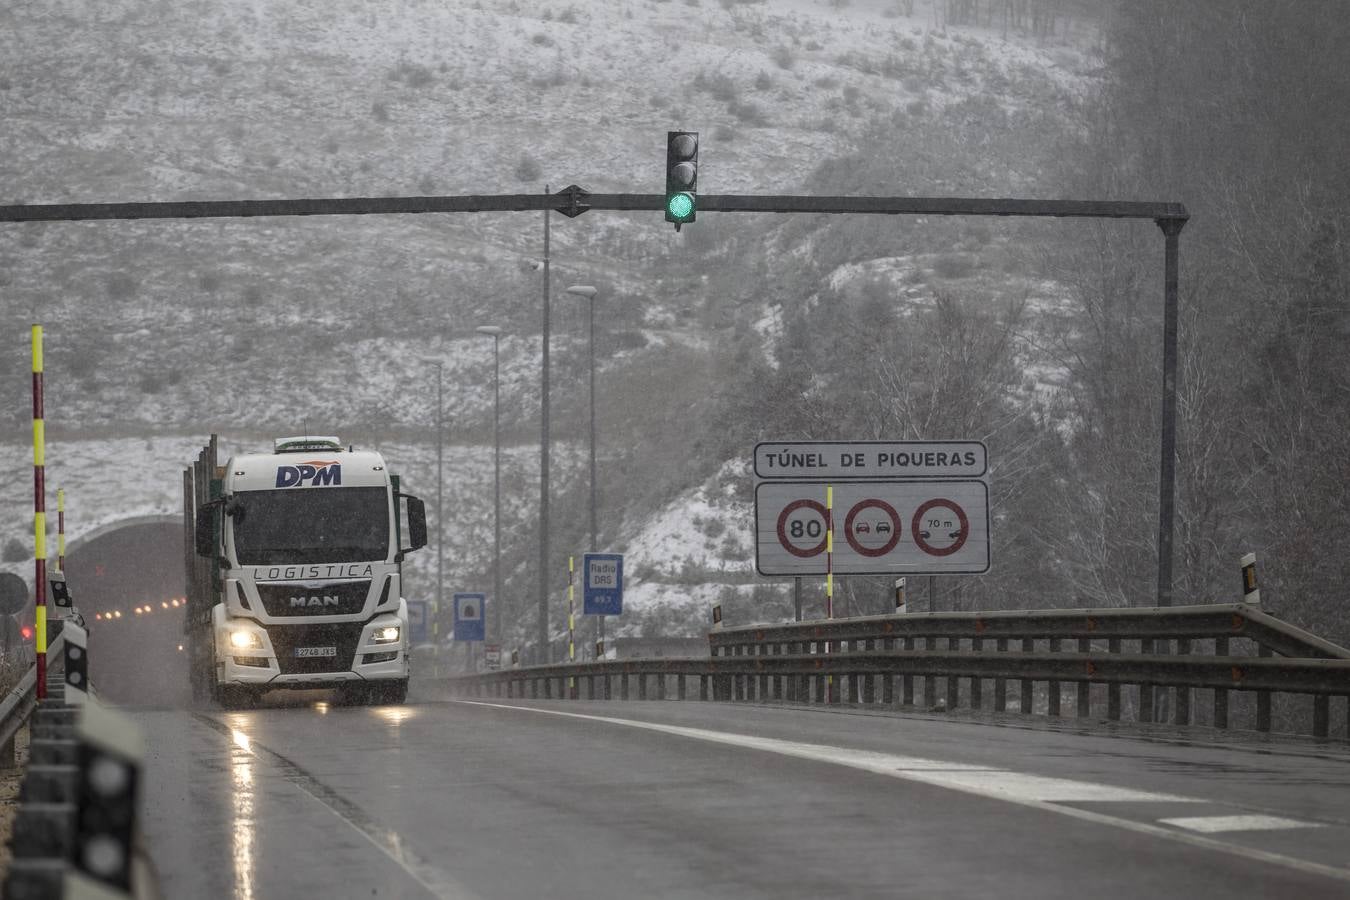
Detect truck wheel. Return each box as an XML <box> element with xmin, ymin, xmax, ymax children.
<box><xmin>335</xmin><ymin>683</ymin><xmax>372</xmax><ymax>706</ymax></box>
<box><xmin>377</xmin><ymin>680</ymin><xmax>409</xmax><ymax>705</ymax></box>
<box><xmin>218</xmin><ymin>685</ymin><xmax>255</xmax><ymax>710</ymax></box>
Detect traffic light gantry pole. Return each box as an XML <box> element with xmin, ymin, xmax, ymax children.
<box><xmin>0</xmin><ymin>192</ymin><xmax>1187</xmax><ymax>222</ymax></box>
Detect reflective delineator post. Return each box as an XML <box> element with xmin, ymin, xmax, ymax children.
<box><xmin>32</xmin><ymin>324</ymin><xmax>47</xmax><ymax>701</ymax></box>
<box><xmin>1240</xmin><ymin>552</ymin><xmax>1260</xmax><ymax>606</ymax></box>
<box><xmin>57</xmin><ymin>488</ymin><xmax>65</xmax><ymax>571</ymax></box>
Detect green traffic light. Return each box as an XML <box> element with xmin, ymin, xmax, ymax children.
<box><xmin>667</xmin><ymin>192</ymin><xmax>695</xmax><ymax>221</ymax></box>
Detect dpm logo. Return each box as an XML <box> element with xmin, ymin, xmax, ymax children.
<box><xmin>275</xmin><ymin>460</ymin><xmax>342</xmax><ymax>488</ymax></box>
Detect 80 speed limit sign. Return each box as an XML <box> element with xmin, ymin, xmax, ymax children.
<box><xmin>754</xmin><ymin>480</ymin><xmax>989</xmax><ymax>576</ymax></box>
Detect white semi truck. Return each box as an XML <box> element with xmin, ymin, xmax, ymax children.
<box><xmin>184</xmin><ymin>435</ymin><xmax>427</xmax><ymax>708</ymax></box>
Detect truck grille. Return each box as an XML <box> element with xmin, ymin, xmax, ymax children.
<box><xmin>268</xmin><ymin>623</ymin><xmax>363</xmax><ymax>675</ymax></box>
<box><xmin>255</xmin><ymin>580</ymin><xmax>371</xmax><ymax>618</ymax></box>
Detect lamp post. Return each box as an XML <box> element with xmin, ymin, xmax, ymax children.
<box><xmin>475</xmin><ymin>326</ymin><xmax>504</xmax><ymax>646</ymax></box>
<box><xmin>433</xmin><ymin>361</ymin><xmax>443</xmax><ymax>642</ymax></box>
<box><xmin>565</xmin><ymin>284</ymin><xmax>602</xmax><ymax>650</ymax></box>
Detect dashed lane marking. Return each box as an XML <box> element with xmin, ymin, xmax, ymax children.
<box><xmin>1160</xmin><ymin>815</ymin><xmax>1325</xmax><ymax>834</ymax></box>
<box><xmin>193</xmin><ymin>714</ymin><xmax>480</xmax><ymax>900</ymax></box>
<box><xmin>453</xmin><ymin>700</ymin><xmax>1350</xmax><ymax>885</ymax></box>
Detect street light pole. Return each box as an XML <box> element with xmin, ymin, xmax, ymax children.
<box><xmin>538</xmin><ymin>185</ymin><xmax>552</xmax><ymax>664</ymax></box>
<box><xmin>435</xmin><ymin>362</ymin><xmax>443</xmax><ymax>635</ymax></box>
<box><xmin>565</xmin><ymin>284</ymin><xmax>601</xmax><ymax>648</ymax></box>
<box><xmin>476</xmin><ymin>326</ymin><xmax>504</xmax><ymax>646</ymax></box>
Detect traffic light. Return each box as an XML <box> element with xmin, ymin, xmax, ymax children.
<box><xmin>665</xmin><ymin>131</ymin><xmax>699</xmax><ymax>229</ymax></box>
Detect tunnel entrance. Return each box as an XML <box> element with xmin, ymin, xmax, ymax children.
<box><xmin>64</xmin><ymin>516</ymin><xmax>189</xmax><ymax>706</ymax></box>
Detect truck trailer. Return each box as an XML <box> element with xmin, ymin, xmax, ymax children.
<box><xmin>183</xmin><ymin>435</ymin><xmax>427</xmax><ymax>708</ymax></box>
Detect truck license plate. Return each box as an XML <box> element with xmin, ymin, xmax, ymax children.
<box><xmin>295</xmin><ymin>646</ymin><xmax>337</xmax><ymax>658</ymax></box>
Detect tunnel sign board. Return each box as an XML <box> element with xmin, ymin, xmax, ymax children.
<box><xmin>754</xmin><ymin>441</ymin><xmax>986</xmax><ymax>481</ymax></box>
<box><xmin>452</xmin><ymin>592</ymin><xmax>486</xmax><ymax>642</ymax></box>
<box><xmin>754</xmin><ymin>480</ymin><xmax>990</xmax><ymax>576</ymax></box>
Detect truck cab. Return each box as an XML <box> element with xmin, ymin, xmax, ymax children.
<box><xmin>190</xmin><ymin>436</ymin><xmax>427</xmax><ymax>707</ymax></box>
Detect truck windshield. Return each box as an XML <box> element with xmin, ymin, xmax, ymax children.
<box><xmin>230</xmin><ymin>487</ymin><xmax>390</xmax><ymax>565</ymax></box>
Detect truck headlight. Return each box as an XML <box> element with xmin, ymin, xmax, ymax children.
<box><xmin>230</xmin><ymin>629</ymin><xmax>263</xmax><ymax>650</ymax></box>
<box><xmin>371</xmin><ymin>626</ymin><xmax>400</xmax><ymax>645</ymax></box>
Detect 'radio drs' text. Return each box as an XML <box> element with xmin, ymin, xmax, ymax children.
<box><xmin>275</xmin><ymin>460</ymin><xmax>342</xmax><ymax>488</ymax></box>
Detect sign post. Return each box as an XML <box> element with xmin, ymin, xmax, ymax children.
<box><xmin>32</xmin><ymin>325</ymin><xmax>47</xmax><ymax>701</ymax></box>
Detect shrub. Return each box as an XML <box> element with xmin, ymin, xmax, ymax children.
<box><xmin>2</xmin><ymin>538</ymin><xmax>26</xmax><ymax>563</ymax></box>
<box><xmin>771</xmin><ymin>45</ymin><xmax>795</xmax><ymax>69</ymax></box>
<box><xmin>933</xmin><ymin>253</ymin><xmax>975</xmax><ymax>278</ymax></box>
<box><xmin>106</xmin><ymin>272</ymin><xmax>137</xmax><ymax>301</ymax></box>
<box><xmin>371</xmin><ymin>100</ymin><xmax>390</xmax><ymax>123</ymax></box>
<box><xmin>531</xmin><ymin>33</ymin><xmax>553</xmax><ymax>46</ymax></box>
<box><xmin>728</xmin><ymin>99</ymin><xmax>769</xmax><ymax>126</ymax></box>
<box><xmin>514</xmin><ymin>154</ymin><xmax>542</xmax><ymax>182</ymax></box>
<box><xmin>754</xmin><ymin>71</ymin><xmax>773</xmax><ymax>91</ymax></box>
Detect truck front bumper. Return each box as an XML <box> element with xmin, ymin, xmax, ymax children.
<box><xmin>218</xmin><ymin>615</ymin><xmax>410</xmax><ymax>687</ymax></box>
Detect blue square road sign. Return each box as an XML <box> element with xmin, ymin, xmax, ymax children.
<box><xmin>453</xmin><ymin>592</ymin><xmax>486</xmax><ymax>642</ymax></box>
<box><xmin>582</xmin><ymin>554</ymin><xmax>623</xmax><ymax>616</ymax></box>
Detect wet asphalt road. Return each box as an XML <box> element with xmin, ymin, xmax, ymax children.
<box><xmin>128</xmin><ymin>695</ymin><xmax>1350</xmax><ymax>899</ymax></box>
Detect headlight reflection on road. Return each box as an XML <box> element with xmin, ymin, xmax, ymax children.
<box><xmin>372</xmin><ymin>706</ymin><xmax>416</xmax><ymax>727</ymax></box>
<box><xmin>229</xmin><ymin>730</ymin><xmax>256</xmax><ymax>900</ymax></box>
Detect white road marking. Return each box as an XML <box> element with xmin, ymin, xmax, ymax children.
<box><xmin>454</xmin><ymin>700</ymin><xmax>1350</xmax><ymax>885</ymax></box>
<box><xmin>1161</xmin><ymin>815</ymin><xmax>1324</xmax><ymax>834</ymax></box>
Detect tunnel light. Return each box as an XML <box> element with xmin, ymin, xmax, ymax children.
<box><xmin>114</xmin><ymin>611</ymin><xmax>122</xmax><ymax>618</ymax></box>
<box><xmin>161</xmin><ymin>602</ymin><xmax>169</xmax><ymax>609</ymax></box>
<box><xmin>134</xmin><ymin>608</ymin><xmax>143</xmax><ymax>615</ymax></box>
<box><xmin>177</xmin><ymin>644</ymin><xmax>184</xmax><ymax>652</ymax></box>
<box><xmin>171</xmin><ymin>599</ymin><xmax>180</xmax><ymax>607</ymax></box>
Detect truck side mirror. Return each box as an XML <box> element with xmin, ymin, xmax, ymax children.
<box><xmin>194</xmin><ymin>505</ymin><xmax>216</xmax><ymax>558</ymax></box>
<box><xmin>404</xmin><ymin>496</ymin><xmax>428</xmax><ymax>552</ymax></box>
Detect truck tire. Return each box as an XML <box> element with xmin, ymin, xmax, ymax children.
<box><xmin>376</xmin><ymin>680</ymin><xmax>409</xmax><ymax>705</ymax></box>
<box><xmin>335</xmin><ymin>683</ymin><xmax>372</xmax><ymax>706</ymax></box>
<box><xmin>218</xmin><ymin>685</ymin><xmax>255</xmax><ymax>710</ymax></box>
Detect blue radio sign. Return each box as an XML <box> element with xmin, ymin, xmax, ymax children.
<box><xmin>582</xmin><ymin>554</ymin><xmax>623</xmax><ymax>616</ymax></box>
<box><xmin>453</xmin><ymin>592</ymin><xmax>486</xmax><ymax>642</ymax></box>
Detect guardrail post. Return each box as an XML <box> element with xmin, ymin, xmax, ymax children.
<box><xmin>970</xmin><ymin>638</ymin><xmax>983</xmax><ymax>712</ymax></box>
<box><xmin>1077</xmin><ymin>637</ymin><xmax>1091</xmax><ymax>718</ymax></box>
<box><xmin>923</xmin><ymin>638</ymin><xmax>937</xmax><ymax>709</ymax></box>
<box><xmin>1107</xmin><ymin>638</ymin><xmax>1122</xmax><ymax>720</ymax></box>
<box><xmin>620</xmin><ymin>672</ymin><xmax>630</xmax><ymax>700</ymax></box>
<box><xmin>1047</xmin><ymin>638</ymin><xmax>1061</xmax><ymax>717</ymax></box>
<box><xmin>903</xmin><ymin>637</ymin><xmax>915</xmax><ymax>706</ymax></box>
<box><xmin>1175</xmin><ymin>638</ymin><xmax>1191</xmax><ymax>725</ymax></box>
<box><xmin>699</xmin><ymin>674</ymin><xmax>708</xmax><ymax>701</ymax></box>
<box><xmin>1139</xmin><ymin>638</ymin><xmax>1154</xmax><ymax>724</ymax></box>
<box><xmin>946</xmin><ymin>638</ymin><xmax>960</xmax><ymax>711</ymax></box>
<box><xmin>862</xmin><ymin>640</ymin><xmax>875</xmax><ymax>704</ymax></box>
<box><xmin>1256</xmin><ymin>645</ymin><xmax>1272</xmax><ymax>732</ymax></box>
<box><xmin>1020</xmin><ymin>638</ymin><xmax>1034</xmax><ymax>714</ymax></box>
<box><xmin>544</xmin><ymin>677</ymin><xmax>554</xmax><ymax>699</ymax></box>
<box><xmin>1312</xmin><ymin>695</ymin><xmax>1329</xmax><ymax>738</ymax></box>
<box><xmin>799</xmin><ymin>642</ymin><xmax>811</xmax><ymax>704</ymax></box>
<box><xmin>1213</xmin><ymin>637</ymin><xmax>1229</xmax><ymax>728</ymax></box>
<box><xmin>992</xmin><ymin>638</ymin><xmax>1006</xmax><ymax>712</ymax></box>
<box><xmin>530</xmin><ymin>677</ymin><xmax>539</xmax><ymax>699</ymax></box>
<box><xmin>758</xmin><ymin>645</ymin><xmax>769</xmax><ymax>700</ymax></box>
<box><xmin>882</xmin><ymin>638</ymin><xmax>895</xmax><ymax>705</ymax></box>
<box><xmin>638</xmin><ymin>673</ymin><xmax>648</xmax><ymax>701</ymax></box>
<box><xmin>773</xmin><ymin>645</ymin><xmax>783</xmax><ymax>701</ymax></box>
<box><xmin>678</xmin><ymin>674</ymin><xmax>687</xmax><ymax>700</ymax></box>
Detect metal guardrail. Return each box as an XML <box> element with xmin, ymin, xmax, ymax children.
<box><xmin>1</xmin><ymin>631</ymin><xmax>64</xmax><ymax>767</ymax></box>
<box><xmin>438</xmin><ymin>604</ymin><xmax>1350</xmax><ymax>741</ymax></box>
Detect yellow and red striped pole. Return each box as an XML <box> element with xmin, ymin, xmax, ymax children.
<box><xmin>825</xmin><ymin>485</ymin><xmax>834</xmax><ymax>702</ymax></box>
<box><xmin>32</xmin><ymin>324</ymin><xmax>47</xmax><ymax>700</ymax></box>
<box><xmin>57</xmin><ymin>488</ymin><xmax>65</xmax><ymax>571</ymax></box>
